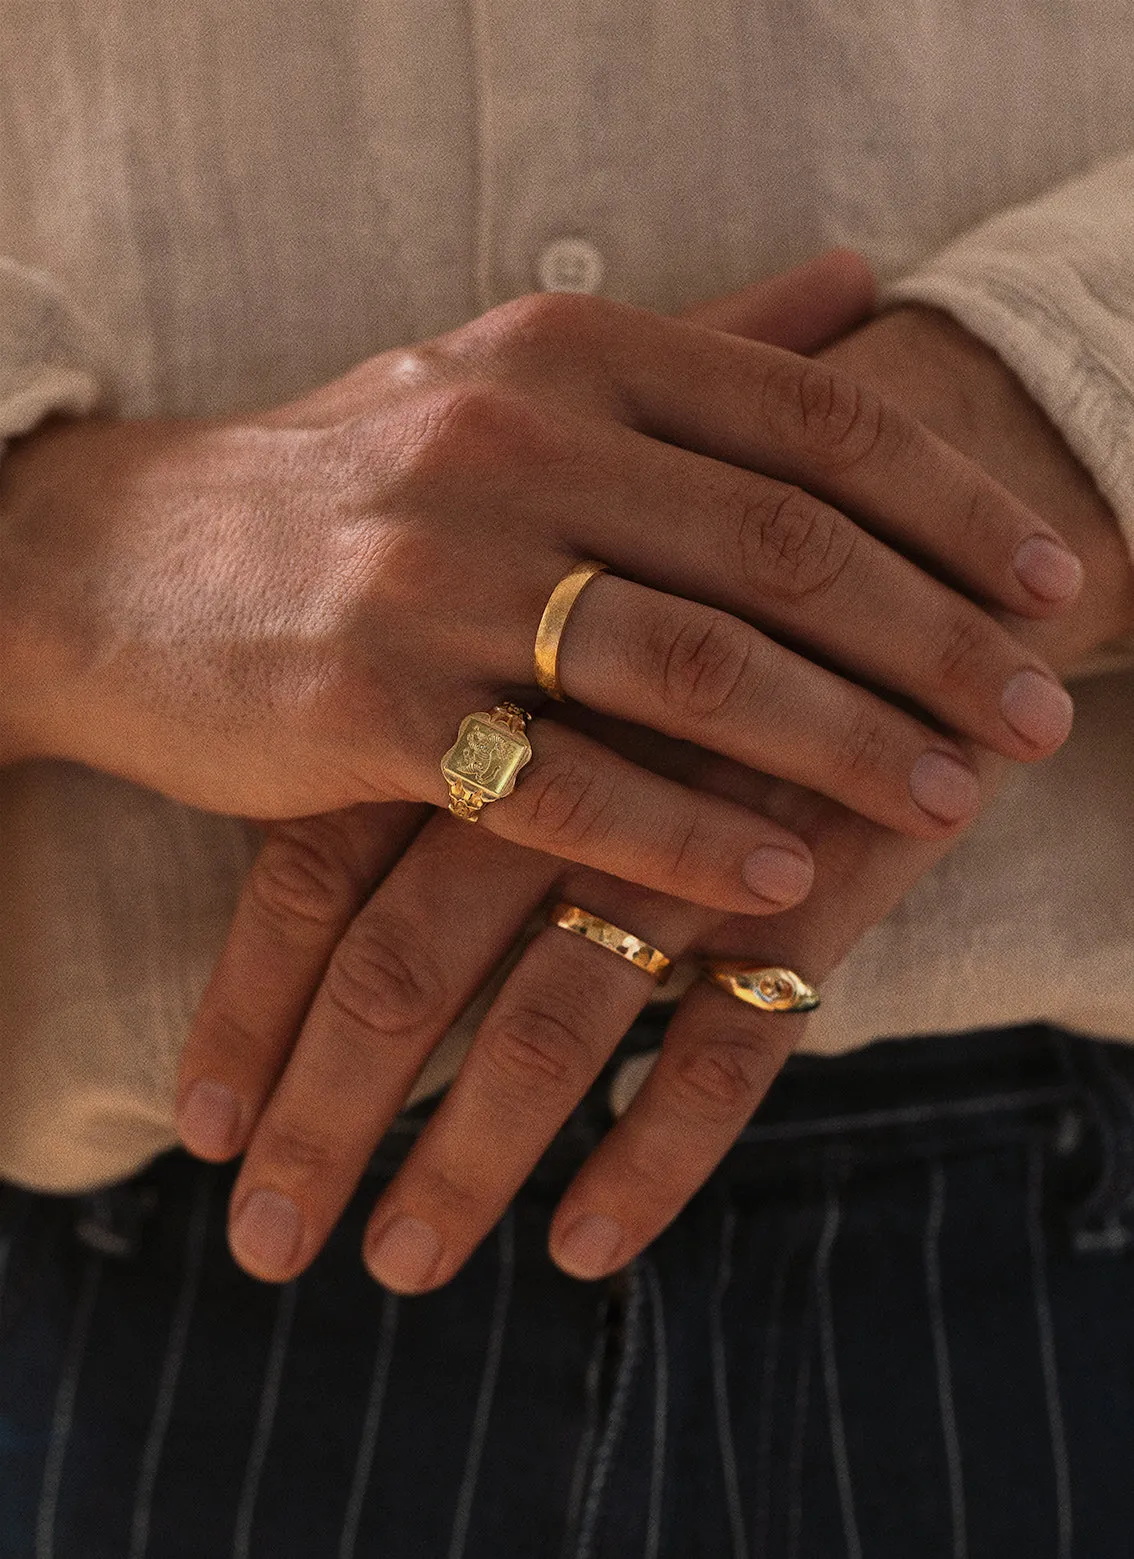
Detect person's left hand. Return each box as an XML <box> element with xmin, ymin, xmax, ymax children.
<box><xmin>177</xmin><ymin>281</ymin><xmax>1132</xmax><ymax>1292</ymax></box>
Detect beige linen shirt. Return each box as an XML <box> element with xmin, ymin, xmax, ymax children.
<box><xmin>2</xmin><ymin>0</ymin><xmax>1134</xmax><ymax>1191</ymax></box>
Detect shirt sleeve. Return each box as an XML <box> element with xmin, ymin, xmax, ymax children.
<box><xmin>881</xmin><ymin>150</ymin><xmax>1134</xmax><ymax>563</ymax></box>
<box><xmin>0</xmin><ymin>255</ymin><xmax>109</xmax><ymax>460</ymax></box>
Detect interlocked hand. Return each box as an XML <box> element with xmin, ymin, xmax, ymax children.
<box><xmin>176</xmin><ymin>259</ymin><xmax>1129</xmax><ymax>1291</ymax></box>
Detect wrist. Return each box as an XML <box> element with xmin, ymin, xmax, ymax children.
<box><xmin>0</xmin><ymin>414</ymin><xmax>123</xmax><ymax>769</ymax></box>
<box><xmin>0</xmin><ymin>427</ymin><xmax>58</xmax><ymax>768</ymax></box>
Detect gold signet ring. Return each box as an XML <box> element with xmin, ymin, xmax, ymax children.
<box><xmin>534</xmin><ymin>560</ymin><xmax>608</xmax><ymax>700</ymax></box>
<box><xmin>551</xmin><ymin>902</ymin><xmax>673</xmax><ymax>983</ymax></box>
<box><xmin>703</xmin><ymin>963</ymin><xmax>820</xmax><ymax>1013</ymax></box>
<box><xmin>441</xmin><ymin>702</ymin><xmax>533</xmax><ymax>822</ymax></box>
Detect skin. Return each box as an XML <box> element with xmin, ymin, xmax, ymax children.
<box><xmin>0</xmin><ymin>257</ymin><xmax>1083</xmax><ymax>932</ymax></box>
<box><xmin>174</xmin><ymin>263</ymin><xmax>1133</xmax><ymax>1293</ymax></box>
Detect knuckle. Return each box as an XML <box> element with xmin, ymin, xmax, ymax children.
<box><xmin>837</xmin><ymin>705</ymin><xmax>892</xmax><ymax>780</ymax></box>
<box><xmin>403</xmin><ymin>381</ymin><xmax>540</xmax><ymax>477</ymax></box>
<box><xmin>480</xmin><ymin>289</ymin><xmax>611</xmax><ymax>356</ymax></box>
<box><xmin>669</xmin><ymin>1033</ymin><xmax>777</xmax><ymax>1124</ymax></box>
<box><xmin>391</xmin><ymin>377</ymin><xmax>577</xmax><ymax>500</ymax></box>
<box><xmin>760</xmin><ymin>359</ymin><xmax>896</xmax><ymax>473</ymax></box>
<box><xmin>409</xmin><ymin>1158</ymin><xmax>488</xmax><ymax>1222</ymax></box>
<box><xmin>248</xmin><ymin>817</ymin><xmax>364</xmax><ymax>937</ymax></box>
<box><xmin>954</xmin><ymin>478</ymin><xmax>1016</xmax><ymax>558</ymax></box>
<box><xmin>478</xmin><ymin>1003</ymin><xmax>595</xmax><ymax>1099</ymax></box>
<box><xmin>322</xmin><ymin>918</ymin><xmax>447</xmax><ymax>1040</ymax></box>
<box><xmin>935</xmin><ymin>610</ymin><xmax>999</xmax><ymax>687</ymax></box>
<box><xmin>731</xmin><ymin>484</ymin><xmax>858</xmax><ymax>602</ymax></box>
<box><xmin>656</xmin><ymin>607</ymin><xmax>757</xmax><ymax>722</ymax></box>
<box><xmin>257</xmin><ymin>1118</ymin><xmax>339</xmax><ymax>1180</ymax></box>
<box><xmin>660</xmin><ymin>807</ymin><xmax>713</xmax><ymax>894</ymax></box>
<box><xmin>525</xmin><ymin>756</ymin><xmax>618</xmax><ymax>851</ymax></box>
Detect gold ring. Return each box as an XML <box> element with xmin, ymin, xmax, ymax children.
<box><xmin>703</xmin><ymin>963</ymin><xmax>820</xmax><ymax>1013</ymax></box>
<box><xmin>534</xmin><ymin>560</ymin><xmax>609</xmax><ymax>700</ymax></box>
<box><xmin>441</xmin><ymin>702</ymin><xmax>533</xmax><ymax>821</ymax></box>
<box><xmin>551</xmin><ymin>902</ymin><xmax>673</xmax><ymax>983</ymax></box>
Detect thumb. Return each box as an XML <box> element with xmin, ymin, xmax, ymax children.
<box><xmin>681</xmin><ymin>248</ymin><xmax>876</xmax><ymax>352</ymax></box>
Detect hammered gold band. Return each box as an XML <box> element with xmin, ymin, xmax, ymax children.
<box><xmin>534</xmin><ymin>560</ymin><xmax>609</xmax><ymax>699</ymax></box>
<box><xmin>551</xmin><ymin>902</ymin><xmax>673</xmax><ymax>983</ymax></box>
<box><xmin>703</xmin><ymin>963</ymin><xmax>820</xmax><ymax>1013</ymax></box>
<box><xmin>441</xmin><ymin>702</ymin><xmax>533</xmax><ymax>821</ymax></box>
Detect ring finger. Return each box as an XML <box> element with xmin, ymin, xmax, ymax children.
<box><xmin>361</xmin><ymin>883</ymin><xmax>711</xmax><ymax>1292</ymax></box>
<box><xmin>550</xmin><ymin>572</ymin><xmax>983</xmax><ymax>835</ymax></box>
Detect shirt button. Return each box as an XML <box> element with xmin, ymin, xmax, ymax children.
<box><xmin>535</xmin><ymin>236</ymin><xmax>605</xmax><ymax>294</ymax></box>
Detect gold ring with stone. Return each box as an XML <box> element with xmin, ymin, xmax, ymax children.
<box><xmin>551</xmin><ymin>902</ymin><xmax>673</xmax><ymax>983</ymax></box>
<box><xmin>441</xmin><ymin>702</ymin><xmax>533</xmax><ymax>822</ymax></box>
<box><xmin>534</xmin><ymin>560</ymin><xmax>609</xmax><ymax>700</ymax></box>
<box><xmin>703</xmin><ymin>962</ymin><xmax>820</xmax><ymax>1013</ymax></box>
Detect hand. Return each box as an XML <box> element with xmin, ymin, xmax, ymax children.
<box><xmin>0</xmin><ymin>256</ymin><xmax>1083</xmax><ymax>925</ymax></box>
<box><xmin>176</xmin><ymin>275</ymin><xmax>1124</xmax><ymax>1290</ymax></box>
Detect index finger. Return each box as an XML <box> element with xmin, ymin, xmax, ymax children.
<box><xmin>509</xmin><ymin>293</ymin><xmax>1082</xmax><ymax>619</ymax></box>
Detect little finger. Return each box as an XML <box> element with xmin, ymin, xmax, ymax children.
<box><xmin>177</xmin><ymin>802</ymin><xmax>425</xmax><ymax>1161</ymax></box>
<box><xmin>548</xmin><ymin>975</ymin><xmax>807</xmax><ymax>1279</ymax></box>
<box><xmin>453</xmin><ymin>718</ymin><xmax>816</xmax><ymax>914</ymax></box>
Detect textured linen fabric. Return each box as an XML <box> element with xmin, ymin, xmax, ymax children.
<box><xmin>1</xmin><ymin>0</ymin><xmax>1134</xmax><ymax>1190</ymax></box>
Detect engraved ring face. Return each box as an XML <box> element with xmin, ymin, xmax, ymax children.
<box><xmin>704</xmin><ymin>963</ymin><xmax>820</xmax><ymax>1013</ymax></box>
<box><xmin>442</xmin><ymin>714</ymin><xmax>531</xmax><ymax>800</ymax></box>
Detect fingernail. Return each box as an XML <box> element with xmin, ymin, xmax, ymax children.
<box><xmin>176</xmin><ymin>1079</ymin><xmax>240</xmax><ymax>1159</ymax></box>
<box><xmin>230</xmin><ymin>1189</ymin><xmax>301</xmax><ymax>1278</ymax></box>
<box><xmin>1013</xmin><ymin>536</ymin><xmax>1083</xmax><ymax>603</ymax></box>
<box><xmin>555</xmin><ymin>1214</ymin><xmax>625</xmax><ymax>1279</ymax></box>
<box><xmin>1000</xmin><ymin>670</ymin><xmax>1074</xmax><ymax>749</ymax></box>
<box><xmin>742</xmin><ymin>846</ymin><xmax>813</xmax><ymax>906</ymax></box>
<box><xmin>368</xmin><ymin>1216</ymin><xmax>442</xmax><ymax>1292</ymax></box>
<box><xmin>908</xmin><ymin>751</ymin><xmax>981</xmax><ymax>823</ymax></box>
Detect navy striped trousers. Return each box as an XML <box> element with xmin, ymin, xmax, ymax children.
<box><xmin>2</xmin><ymin>1025</ymin><xmax>1134</xmax><ymax>1558</ymax></box>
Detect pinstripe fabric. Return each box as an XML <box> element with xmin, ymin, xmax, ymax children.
<box><xmin>925</xmin><ymin>1158</ymin><xmax>968</xmax><ymax>1559</ymax></box>
<box><xmin>128</xmin><ymin>1172</ymin><xmax>212</xmax><ymax>1559</ymax></box>
<box><xmin>4</xmin><ymin>1027</ymin><xmax>1134</xmax><ymax>1558</ymax></box>
<box><xmin>751</xmin><ymin>1218</ymin><xmax>795</xmax><ymax>1558</ymax></box>
<box><xmin>34</xmin><ymin>1257</ymin><xmax>103</xmax><ymax>1559</ymax></box>
<box><xmin>641</xmin><ymin>1261</ymin><xmax>668</xmax><ymax>1559</ymax></box>
<box><xmin>337</xmin><ymin>1291</ymin><xmax>399</xmax><ymax>1559</ymax></box>
<box><xmin>1027</xmin><ymin>1144</ymin><xmax>1074</xmax><ymax>1559</ymax></box>
<box><xmin>709</xmin><ymin>1207</ymin><xmax>748</xmax><ymax>1559</ymax></box>
<box><xmin>447</xmin><ymin>1212</ymin><xmax>516</xmax><ymax>1559</ymax></box>
<box><xmin>814</xmin><ymin>1182</ymin><xmax>860</xmax><ymax>1559</ymax></box>
<box><xmin>784</xmin><ymin>1276</ymin><xmax>815</xmax><ymax>1559</ymax></box>
<box><xmin>232</xmin><ymin>1282</ymin><xmax>298</xmax><ymax>1559</ymax></box>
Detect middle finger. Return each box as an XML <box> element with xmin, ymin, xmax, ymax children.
<box><xmin>556</xmin><ymin>423</ymin><xmax>1075</xmax><ymax>764</ymax></box>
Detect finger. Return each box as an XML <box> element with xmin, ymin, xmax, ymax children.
<box><xmin>458</xmin><ymin>717</ymin><xmax>816</xmax><ymax>915</ymax></box>
<box><xmin>362</xmin><ymin>885</ymin><xmax>712</xmax><ymax>1293</ymax></box>
<box><xmin>547</xmin><ymin>976</ymin><xmax>803</xmax><ymax>1280</ymax></box>
<box><xmin>557</xmin><ymin>427</ymin><xmax>1075</xmax><ymax>763</ymax></box>
<box><xmin>176</xmin><ymin>802</ymin><xmax>426</xmax><ymax>1161</ymax></box>
<box><xmin>225</xmin><ymin>816</ymin><xmax>558</xmax><ymax>1281</ymax></box>
<box><xmin>541</xmin><ymin>295</ymin><xmax>1084</xmax><ymax>619</ymax></box>
<box><xmin>553</xmin><ymin>572</ymin><xmax>983</xmax><ymax>836</ymax></box>
<box><xmin>544</xmin><ymin>769</ymin><xmax>995</xmax><ymax>1279</ymax></box>
<box><xmin>680</xmin><ymin>248</ymin><xmax>877</xmax><ymax>351</ymax></box>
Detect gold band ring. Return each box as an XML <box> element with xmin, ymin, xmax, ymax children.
<box><xmin>441</xmin><ymin>702</ymin><xmax>533</xmax><ymax>821</ymax></box>
<box><xmin>703</xmin><ymin>963</ymin><xmax>820</xmax><ymax>1013</ymax></box>
<box><xmin>534</xmin><ymin>560</ymin><xmax>609</xmax><ymax>700</ymax></box>
<box><xmin>551</xmin><ymin>902</ymin><xmax>673</xmax><ymax>983</ymax></box>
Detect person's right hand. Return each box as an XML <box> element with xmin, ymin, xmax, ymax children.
<box><xmin>0</xmin><ymin>253</ymin><xmax>1081</xmax><ymax>916</ymax></box>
